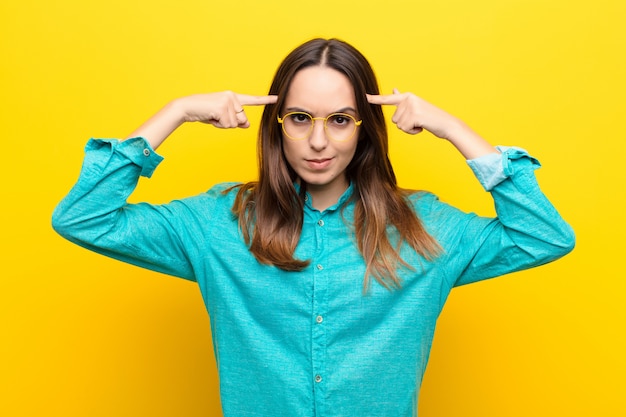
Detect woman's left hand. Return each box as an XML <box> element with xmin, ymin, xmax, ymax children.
<box><xmin>367</xmin><ymin>89</ymin><xmax>463</xmax><ymax>140</ymax></box>
<box><xmin>367</xmin><ymin>89</ymin><xmax>498</xmax><ymax>160</ymax></box>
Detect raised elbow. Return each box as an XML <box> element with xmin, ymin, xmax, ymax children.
<box><xmin>538</xmin><ymin>221</ymin><xmax>576</xmax><ymax>264</ymax></box>
<box><xmin>51</xmin><ymin>204</ymin><xmax>71</xmax><ymax>239</ymax></box>
<box><xmin>556</xmin><ymin>223</ymin><xmax>576</xmax><ymax>257</ymax></box>
<box><xmin>51</xmin><ymin>201</ymin><xmax>82</xmax><ymax>242</ymax></box>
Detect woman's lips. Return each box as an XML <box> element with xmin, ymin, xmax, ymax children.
<box><xmin>306</xmin><ymin>158</ymin><xmax>333</xmax><ymax>170</ymax></box>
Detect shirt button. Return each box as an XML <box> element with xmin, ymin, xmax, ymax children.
<box><xmin>317</xmin><ymin>219</ymin><xmax>324</xmax><ymax>227</ymax></box>
<box><xmin>316</xmin><ymin>315</ymin><xmax>323</xmax><ymax>324</ymax></box>
<box><xmin>143</xmin><ymin>148</ymin><xmax>150</xmax><ymax>157</ymax></box>
<box><xmin>316</xmin><ymin>264</ymin><xmax>323</xmax><ymax>271</ymax></box>
<box><xmin>315</xmin><ymin>375</ymin><xmax>322</xmax><ymax>383</ymax></box>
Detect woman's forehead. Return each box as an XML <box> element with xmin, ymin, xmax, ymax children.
<box><xmin>283</xmin><ymin>66</ymin><xmax>356</xmax><ymax>114</ymax></box>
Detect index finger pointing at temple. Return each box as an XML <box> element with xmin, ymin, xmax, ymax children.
<box><xmin>236</xmin><ymin>94</ymin><xmax>278</xmax><ymax>107</ymax></box>
<box><xmin>366</xmin><ymin>93</ymin><xmax>402</xmax><ymax>106</ymax></box>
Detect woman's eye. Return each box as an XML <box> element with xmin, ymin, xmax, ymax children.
<box><xmin>289</xmin><ymin>113</ymin><xmax>310</xmax><ymax>123</ymax></box>
<box><xmin>330</xmin><ymin>114</ymin><xmax>351</xmax><ymax>126</ymax></box>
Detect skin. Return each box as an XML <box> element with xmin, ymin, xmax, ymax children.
<box><xmin>125</xmin><ymin>69</ymin><xmax>498</xmax><ymax>211</ymax></box>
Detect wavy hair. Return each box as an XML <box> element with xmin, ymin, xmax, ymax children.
<box><xmin>231</xmin><ymin>38</ymin><xmax>440</xmax><ymax>291</ymax></box>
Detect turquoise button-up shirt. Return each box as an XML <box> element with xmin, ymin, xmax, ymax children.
<box><xmin>52</xmin><ymin>137</ymin><xmax>574</xmax><ymax>416</ymax></box>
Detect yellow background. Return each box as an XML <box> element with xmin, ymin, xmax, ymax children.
<box><xmin>1</xmin><ymin>0</ymin><xmax>624</xmax><ymax>415</ymax></box>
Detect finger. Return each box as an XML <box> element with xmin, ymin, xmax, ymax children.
<box><xmin>367</xmin><ymin>93</ymin><xmax>403</xmax><ymax>106</ymax></box>
<box><xmin>390</xmin><ymin>89</ymin><xmax>405</xmax><ymax>124</ymax></box>
<box><xmin>367</xmin><ymin>88</ymin><xmax>405</xmax><ymax>106</ymax></box>
<box><xmin>209</xmin><ymin>115</ymin><xmax>248</xmax><ymax>129</ymax></box>
<box><xmin>235</xmin><ymin>109</ymin><xmax>250</xmax><ymax>128</ymax></box>
<box><xmin>236</xmin><ymin>94</ymin><xmax>278</xmax><ymax>107</ymax></box>
<box><xmin>395</xmin><ymin>117</ymin><xmax>423</xmax><ymax>135</ymax></box>
<box><xmin>399</xmin><ymin>120</ymin><xmax>424</xmax><ymax>135</ymax></box>
<box><xmin>223</xmin><ymin>106</ymin><xmax>239</xmax><ymax>128</ymax></box>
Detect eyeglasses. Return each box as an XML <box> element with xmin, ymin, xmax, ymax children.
<box><xmin>277</xmin><ymin>112</ymin><xmax>362</xmax><ymax>142</ymax></box>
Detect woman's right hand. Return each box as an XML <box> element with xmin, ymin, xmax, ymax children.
<box><xmin>175</xmin><ymin>91</ymin><xmax>277</xmax><ymax>129</ymax></box>
<box><xmin>126</xmin><ymin>91</ymin><xmax>277</xmax><ymax>150</ymax></box>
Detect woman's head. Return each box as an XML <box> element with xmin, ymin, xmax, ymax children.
<box><xmin>235</xmin><ymin>38</ymin><xmax>438</xmax><ymax>291</ymax></box>
<box><xmin>258</xmin><ymin>38</ymin><xmax>395</xmax><ymax>194</ymax></box>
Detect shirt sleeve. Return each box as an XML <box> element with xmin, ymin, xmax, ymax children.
<box><xmin>51</xmin><ymin>137</ymin><xmax>200</xmax><ymax>281</ymax></box>
<box><xmin>427</xmin><ymin>146</ymin><xmax>575</xmax><ymax>287</ymax></box>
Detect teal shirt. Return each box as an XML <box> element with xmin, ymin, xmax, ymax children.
<box><xmin>52</xmin><ymin>137</ymin><xmax>575</xmax><ymax>416</ymax></box>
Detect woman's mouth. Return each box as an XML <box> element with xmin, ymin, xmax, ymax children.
<box><xmin>306</xmin><ymin>158</ymin><xmax>333</xmax><ymax>170</ymax></box>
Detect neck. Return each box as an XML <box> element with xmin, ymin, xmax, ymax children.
<box><xmin>306</xmin><ymin>177</ymin><xmax>349</xmax><ymax>211</ymax></box>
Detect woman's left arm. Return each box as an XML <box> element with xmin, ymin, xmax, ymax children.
<box><xmin>368</xmin><ymin>91</ymin><xmax>576</xmax><ymax>285</ymax></box>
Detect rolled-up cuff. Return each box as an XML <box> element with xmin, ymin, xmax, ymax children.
<box><xmin>86</xmin><ymin>137</ymin><xmax>164</xmax><ymax>178</ymax></box>
<box><xmin>467</xmin><ymin>146</ymin><xmax>541</xmax><ymax>191</ymax></box>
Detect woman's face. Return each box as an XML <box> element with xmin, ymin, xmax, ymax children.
<box><xmin>281</xmin><ymin>65</ymin><xmax>360</xmax><ymax>207</ymax></box>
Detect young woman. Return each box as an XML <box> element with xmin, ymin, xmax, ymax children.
<box><xmin>52</xmin><ymin>38</ymin><xmax>575</xmax><ymax>416</ymax></box>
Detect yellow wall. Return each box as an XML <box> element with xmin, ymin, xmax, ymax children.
<box><xmin>1</xmin><ymin>0</ymin><xmax>624</xmax><ymax>415</ymax></box>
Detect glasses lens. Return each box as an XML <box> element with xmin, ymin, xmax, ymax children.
<box><xmin>282</xmin><ymin>112</ymin><xmax>313</xmax><ymax>140</ymax></box>
<box><xmin>325</xmin><ymin>113</ymin><xmax>357</xmax><ymax>142</ymax></box>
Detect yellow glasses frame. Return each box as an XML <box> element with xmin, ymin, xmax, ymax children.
<box><xmin>277</xmin><ymin>111</ymin><xmax>363</xmax><ymax>142</ymax></box>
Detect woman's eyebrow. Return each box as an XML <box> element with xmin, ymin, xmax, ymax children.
<box><xmin>284</xmin><ymin>106</ymin><xmax>310</xmax><ymax>113</ymax></box>
<box><xmin>284</xmin><ymin>106</ymin><xmax>358</xmax><ymax>115</ymax></box>
<box><xmin>335</xmin><ymin>107</ymin><xmax>358</xmax><ymax>114</ymax></box>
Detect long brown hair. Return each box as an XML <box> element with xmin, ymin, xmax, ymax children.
<box><xmin>231</xmin><ymin>38</ymin><xmax>440</xmax><ymax>291</ymax></box>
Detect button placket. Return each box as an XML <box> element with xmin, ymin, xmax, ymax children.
<box><xmin>311</xmin><ymin>212</ymin><xmax>327</xmax><ymax>409</ymax></box>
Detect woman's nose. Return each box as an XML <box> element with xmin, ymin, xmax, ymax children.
<box><xmin>308</xmin><ymin>119</ymin><xmax>328</xmax><ymax>150</ymax></box>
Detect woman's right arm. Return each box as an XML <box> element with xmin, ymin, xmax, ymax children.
<box><xmin>126</xmin><ymin>92</ymin><xmax>277</xmax><ymax>149</ymax></box>
<box><xmin>52</xmin><ymin>92</ymin><xmax>276</xmax><ymax>279</ymax></box>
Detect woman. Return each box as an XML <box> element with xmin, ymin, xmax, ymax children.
<box><xmin>52</xmin><ymin>38</ymin><xmax>575</xmax><ymax>416</ymax></box>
